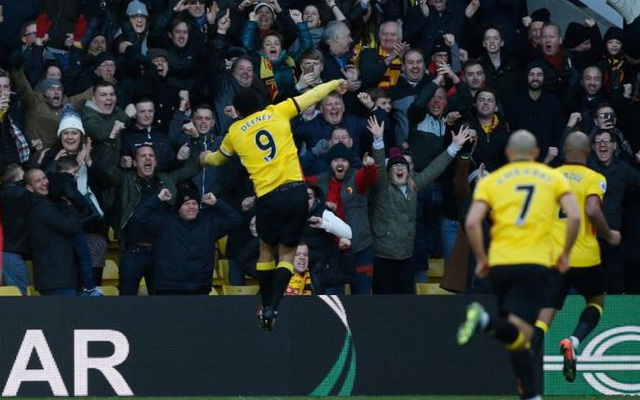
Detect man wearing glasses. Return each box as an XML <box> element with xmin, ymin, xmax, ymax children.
<box><xmin>587</xmin><ymin>129</ymin><xmax>640</xmax><ymax>294</ymax></box>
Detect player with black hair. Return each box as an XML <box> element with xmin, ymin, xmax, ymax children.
<box><xmin>201</xmin><ymin>79</ymin><xmax>348</xmax><ymax>331</ymax></box>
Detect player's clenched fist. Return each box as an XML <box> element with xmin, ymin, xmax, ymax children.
<box><xmin>199</xmin><ymin>150</ymin><xmax>212</xmax><ymax>165</ymax></box>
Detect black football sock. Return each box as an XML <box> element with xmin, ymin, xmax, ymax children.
<box><xmin>531</xmin><ymin>320</ymin><xmax>549</xmax><ymax>354</ymax></box>
<box><xmin>530</xmin><ymin>327</ymin><xmax>544</xmax><ymax>354</ymax></box>
<box><xmin>511</xmin><ymin>349</ymin><xmax>537</xmax><ymax>399</ymax></box>
<box><xmin>256</xmin><ymin>262</ymin><xmax>276</xmax><ymax>308</ymax></box>
<box><xmin>270</xmin><ymin>262</ymin><xmax>294</xmax><ymax>312</ymax></box>
<box><xmin>572</xmin><ymin>303</ymin><xmax>602</xmax><ymax>342</ymax></box>
<box><xmin>487</xmin><ymin>316</ymin><xmax>520</xmax><ymax>345</ymax></box>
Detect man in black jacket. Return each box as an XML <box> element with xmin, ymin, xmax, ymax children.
<box><xmin>0</xmin><ymin>164</ymin><xmax>29</xmax><ymax>294</ymax></box>
<box><xmin>588</xmin><ymin>129</ymin><xmax>640</xmax><ymax>294</ymax></box>
<box><xmin>24</xmin><ymin>168</ymin><xmax>82</xmax><ymax>296</ymax></box>
<box><xmin>505</xmin><ymin>60</ymin><xmax>565</xmax><ymax>164</ymax></box>
<box><xmin>135</xmin><ymin>184</ymin><xmax>242</xmax><ymax>295</ymax></box>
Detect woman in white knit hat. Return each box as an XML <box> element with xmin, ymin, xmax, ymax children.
<box><xmin>39</xmin><ymin>104</ymin><xmax>108</xmax><ymax>295</ymax></box>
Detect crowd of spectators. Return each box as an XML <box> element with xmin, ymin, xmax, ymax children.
<box><xmin>0</xmin><ymin>0</ymin><xmax>640</xmax><ymax>296</ymax></box>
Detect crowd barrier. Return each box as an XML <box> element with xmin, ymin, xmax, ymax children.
<box><xmin>0</xmin><ymin>295</ymin><xmax>513</xmax><ymax>397</ymax></box>
<box><xmin>1</xmin><ymin>294</ymin><xmax>635</xmax><ymax>397</ymax></box>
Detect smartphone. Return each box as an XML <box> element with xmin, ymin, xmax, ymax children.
<box><xmin>303</xmin><ymin>64</ymin><xmax>314</xmax><ymax>74</ymax></box>
<box><xmin>603</xmin><ymin>112</ymin><xmax>614</xmax><ymax>124</ymax></box>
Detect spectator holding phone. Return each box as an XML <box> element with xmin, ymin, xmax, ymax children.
<box><xmin>584</xmin><ymin>103</ymin><xmax>634</xmax><ymax>162</ymax></box>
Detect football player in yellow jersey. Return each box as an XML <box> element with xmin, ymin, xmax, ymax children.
<box><xmin>457</xmin><ymin>130</ymin><xmax>581</xmax><ymax>400</ymax></box>
<box><xmin>200</xmin><ymin>79</ymin><xmax>348</xmax><ymax>332</ymax></box>
<box><xmin>531</xmin><ymin>131</ymin><xmax>621</xmax><ymax>383</ymax></box>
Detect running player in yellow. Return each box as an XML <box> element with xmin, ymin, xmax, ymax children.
<box><xmin>200</xmin><ymin>79</ymin><xmax>348</xmax><ymax>331</ymax></box>
<box><xmin>532</xmin><ymin>131</ymin><xmax>621</xmax><ymax>382</ymax></box>
<box><xmin>458</xmin><ymin>130</ymin><xmax>581</xmax><ymax>400</ymax></box>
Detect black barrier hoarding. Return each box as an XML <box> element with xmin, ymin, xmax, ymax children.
<box><xmin>0</xmin><ymin>295</ymin><xmax>515</xmax><ymax>397</ymax></box>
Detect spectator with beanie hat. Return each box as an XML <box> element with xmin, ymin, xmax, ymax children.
<box><xmin>306</xmin><ymin>139</ymin><xmax>379</xmax><ymax>295</ymax></box>
<box><xmin>367</xmin><ymin>115</ymin><xmax>471</xmax><ymax>294</ymax></box>
<box><xmin>599</xmin><ymin>27</ymin><xmax>629</xmax><ymax>92</ymax></box>
<box><xmin>520</xmin><ymin>7</ymin><xmax>551</xmax><ymax>65</ymax></box>
<box><xmin>117</xmin><ymin>47</ymin><xmax>181</xmax><ymax>132</ymax></box>
<box><xmin>11</xmin><ymin>59</ymin><xmax>93</xmax><ymax>150</ymax></box>
<box><xmin>134</xmin><ymin>182</ymin><xmax>242</xmax><ymax>295</ymax></box>
<box><xmin>113</xmin><ymin>0</ymin><xmax>150</xmax><ymax>62</ymax></box>
<box><xmin>40</xmin><ymin>104</ymin><xmax>106</xmax><ymax>296</ymax></box>
<box><xmin>564</xmin><ymin>20</ymin><xmax>603</xmax><ymax>74</ymax></box>
<box><xmin>93</xmin><ymin>121</ymin><xmax>204</xmax><ymax>294</ymax></box>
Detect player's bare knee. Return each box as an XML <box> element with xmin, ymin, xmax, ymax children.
<box><xmin>258</xmin><ymin>240</ymin><xmax>276</xmax><ymax>262</ymax></box>
<box><xmin>586</xmin><ymin>294</ymin><xmax>605</xmax><ymax>310</ymax></box>
<box><xmin>537</xmin><ymin>307</ymin><xmax>557</xmax><ymax>326</ymax></box>
<box><xmin>508</xmin><ymin>314</ymin><xmax>534</xmax><ymax>343</ymax></box>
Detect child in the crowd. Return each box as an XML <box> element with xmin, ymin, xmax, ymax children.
<box><xmin>47</xmin><ymin>158</ymin><xmax>103</xmax><ymax>296</ymax></box>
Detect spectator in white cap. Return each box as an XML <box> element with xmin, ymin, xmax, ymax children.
<box><xmin>127</xmin><ymin>0</ymin><xmax>149</xmax><ymax>18</ymax></box>
<box><xmin>40</xmin><ymin>104</ymin><xmax>87</xmax><ymax>171</ymax></box>
<box><xmin>41</xmin><ymin>104</ymin><xmax>108</xmax><ymax>294</ymax></box>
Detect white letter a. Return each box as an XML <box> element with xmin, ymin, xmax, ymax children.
<box><xmin>2</xmin><ymin>329</ymin><xmax>68</xmax><ymax>396</ymax></box>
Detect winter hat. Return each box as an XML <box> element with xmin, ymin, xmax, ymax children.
<box><xmin>530</xmin><ymin>8</ymin><xmax>551</xmax><ymax>23</ymax></box>
<box><xmin>38</xmin><ymin>78</ymin><xmax>62</xmax><ymax>93</ymax></box>
<box><xmin>327</xmin><ymin>143</ymin><xmax>352</xmax><ymax>162</ymax></box>
<box><xmin>564</xmin><ymin>22</ymin><xmax>592</xmax><ymax>49</ymax></box>
<box><xmin>174</xmin><ymin>183</ymin><xmax>201</xmax><ymax>212</ymax></box>
<box><xmin>525</xmin><ymin>59</ymin><xmax>546</xmax><ymax>74</ymax></box>
<box><xmin>57</xmin><ymin>104</ymin><xmax>85</xmax><ymax>137</ymax></box>
<box><xmin>604</xmin><ymin>27</ymin><xmax>624</xmax><ymax>43</ymax></box>
<box><xmin>254</xmin><ymin>2</ymin><xmax>276</xmax><ymax>17</ymax></box>
<box><xmin>93</xmin><ymin>51</ymin><xmax>116</xmax><ymax>68</ymax></box>
<box><xmin>431</xmin><ymin>36</ymin><xmax>449</xmax><ymax>57</ymax></box>
<box><xmin>386</xmin><ymin>147</ymin><xmax>410</xmax><ymax>172</ymax></box>
<box><xmin>126</xmin><ymin>0</ymin><xmax>149</xmax><ymax>17</ymax></box>
<box><xmin>147</xmin><ymin>48</ymin><xmax>169</xmax><ymax>61</ymax></box>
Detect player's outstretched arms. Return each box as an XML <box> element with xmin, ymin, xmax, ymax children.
<box><xmin>292</xmin><ymin>79</ymin><xmax>348</xmax><ymax>113</ymax></box>
<box><xmin>200</xmin><ymin>150</ymin><xmax>229</xmax><ymax>166</ymax></box>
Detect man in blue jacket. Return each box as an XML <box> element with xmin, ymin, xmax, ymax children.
<box><xmin>135</xmin><ymin>182</ymin><xmax>242</xmax><ymax>295</ymax></box>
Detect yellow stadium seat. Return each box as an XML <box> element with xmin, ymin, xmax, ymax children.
<box><xmin>221</xmin><ymin>284</ymin><xmax>260</xmax><ymax>295</ymax></box>
<box><xmin>0</xmin><ymin>286</ymin><xmax>23</xmax><ymax>296</ymax></box>
<box><xmin>216</xmin><ymin>235</ymin><xmax>228</xmax><ymax>258</ymax></box>
<box><xmin>102</xmin><ymin>259</ymin><xmax>119</xmax><ymax>287</ymax></box>
<box><xmin>216</xmin><ymin>259</ymin><xmax>230</xmax><ymax>286</ymax></box>
<box><xmin>428</xmin><ymin>258</ymin><xmax>445</xmax><ymax>280</ymax></box>
<box><xmin>27</xmin><ymin>286</ymin><xmax>40</xmax><ymax>296</ymax></box>
<box><xmin>99</xmin><ymin>286</ymin><xmax>119</xmax><ymax>296</ymax></box>
<box><xmin>138</xmin><ymin>277</ymin><xmax>148</xmax><ymax>296</ymax></box>
<box><xmin>26</xmin><ymin>260</ymin><xmax>34</xmax><ymax>286</ymax></box>
<box><xmin>416</xmin><ymin>282</ymin><xmax>454</xmax><ymax>295</ymax></box>
<box><xmin>209</xmin><ymin>286</ymin><xmax>219</xmax><ymax>296</ymax></box>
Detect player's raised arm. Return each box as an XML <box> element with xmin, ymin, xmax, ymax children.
<box><xmin>291</xmin><ymin>79</ymin><xmax>348</xmax><ymax>114</ymax></box>
<box><xmin>585</xmin><ymin>194</ymin><xmax>620</xmax><ymax>245</ymax></box>
<box><xmin>200</xmin><ymin>149</ymin><xmax>229</xmax><ymax>167</ymax></box>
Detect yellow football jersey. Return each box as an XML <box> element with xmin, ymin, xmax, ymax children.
<box><xmin>218</xmin><ymin>80</ymin><xmax>342</xmax><ymax>197</ymax></box>
<box><xmin>220</xmin><ymin>100</ymin><xmax>302</xmax><ymax>197</ymax></box>
<box><xmin>552</xmin><ymin>164</ymin><xmax>606</xmax><ymax>267</ymax></box>
<box><xmin>473</xmin><ymin>161</ymin><xmax>571</xmax><ymax>267</ymax></box>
